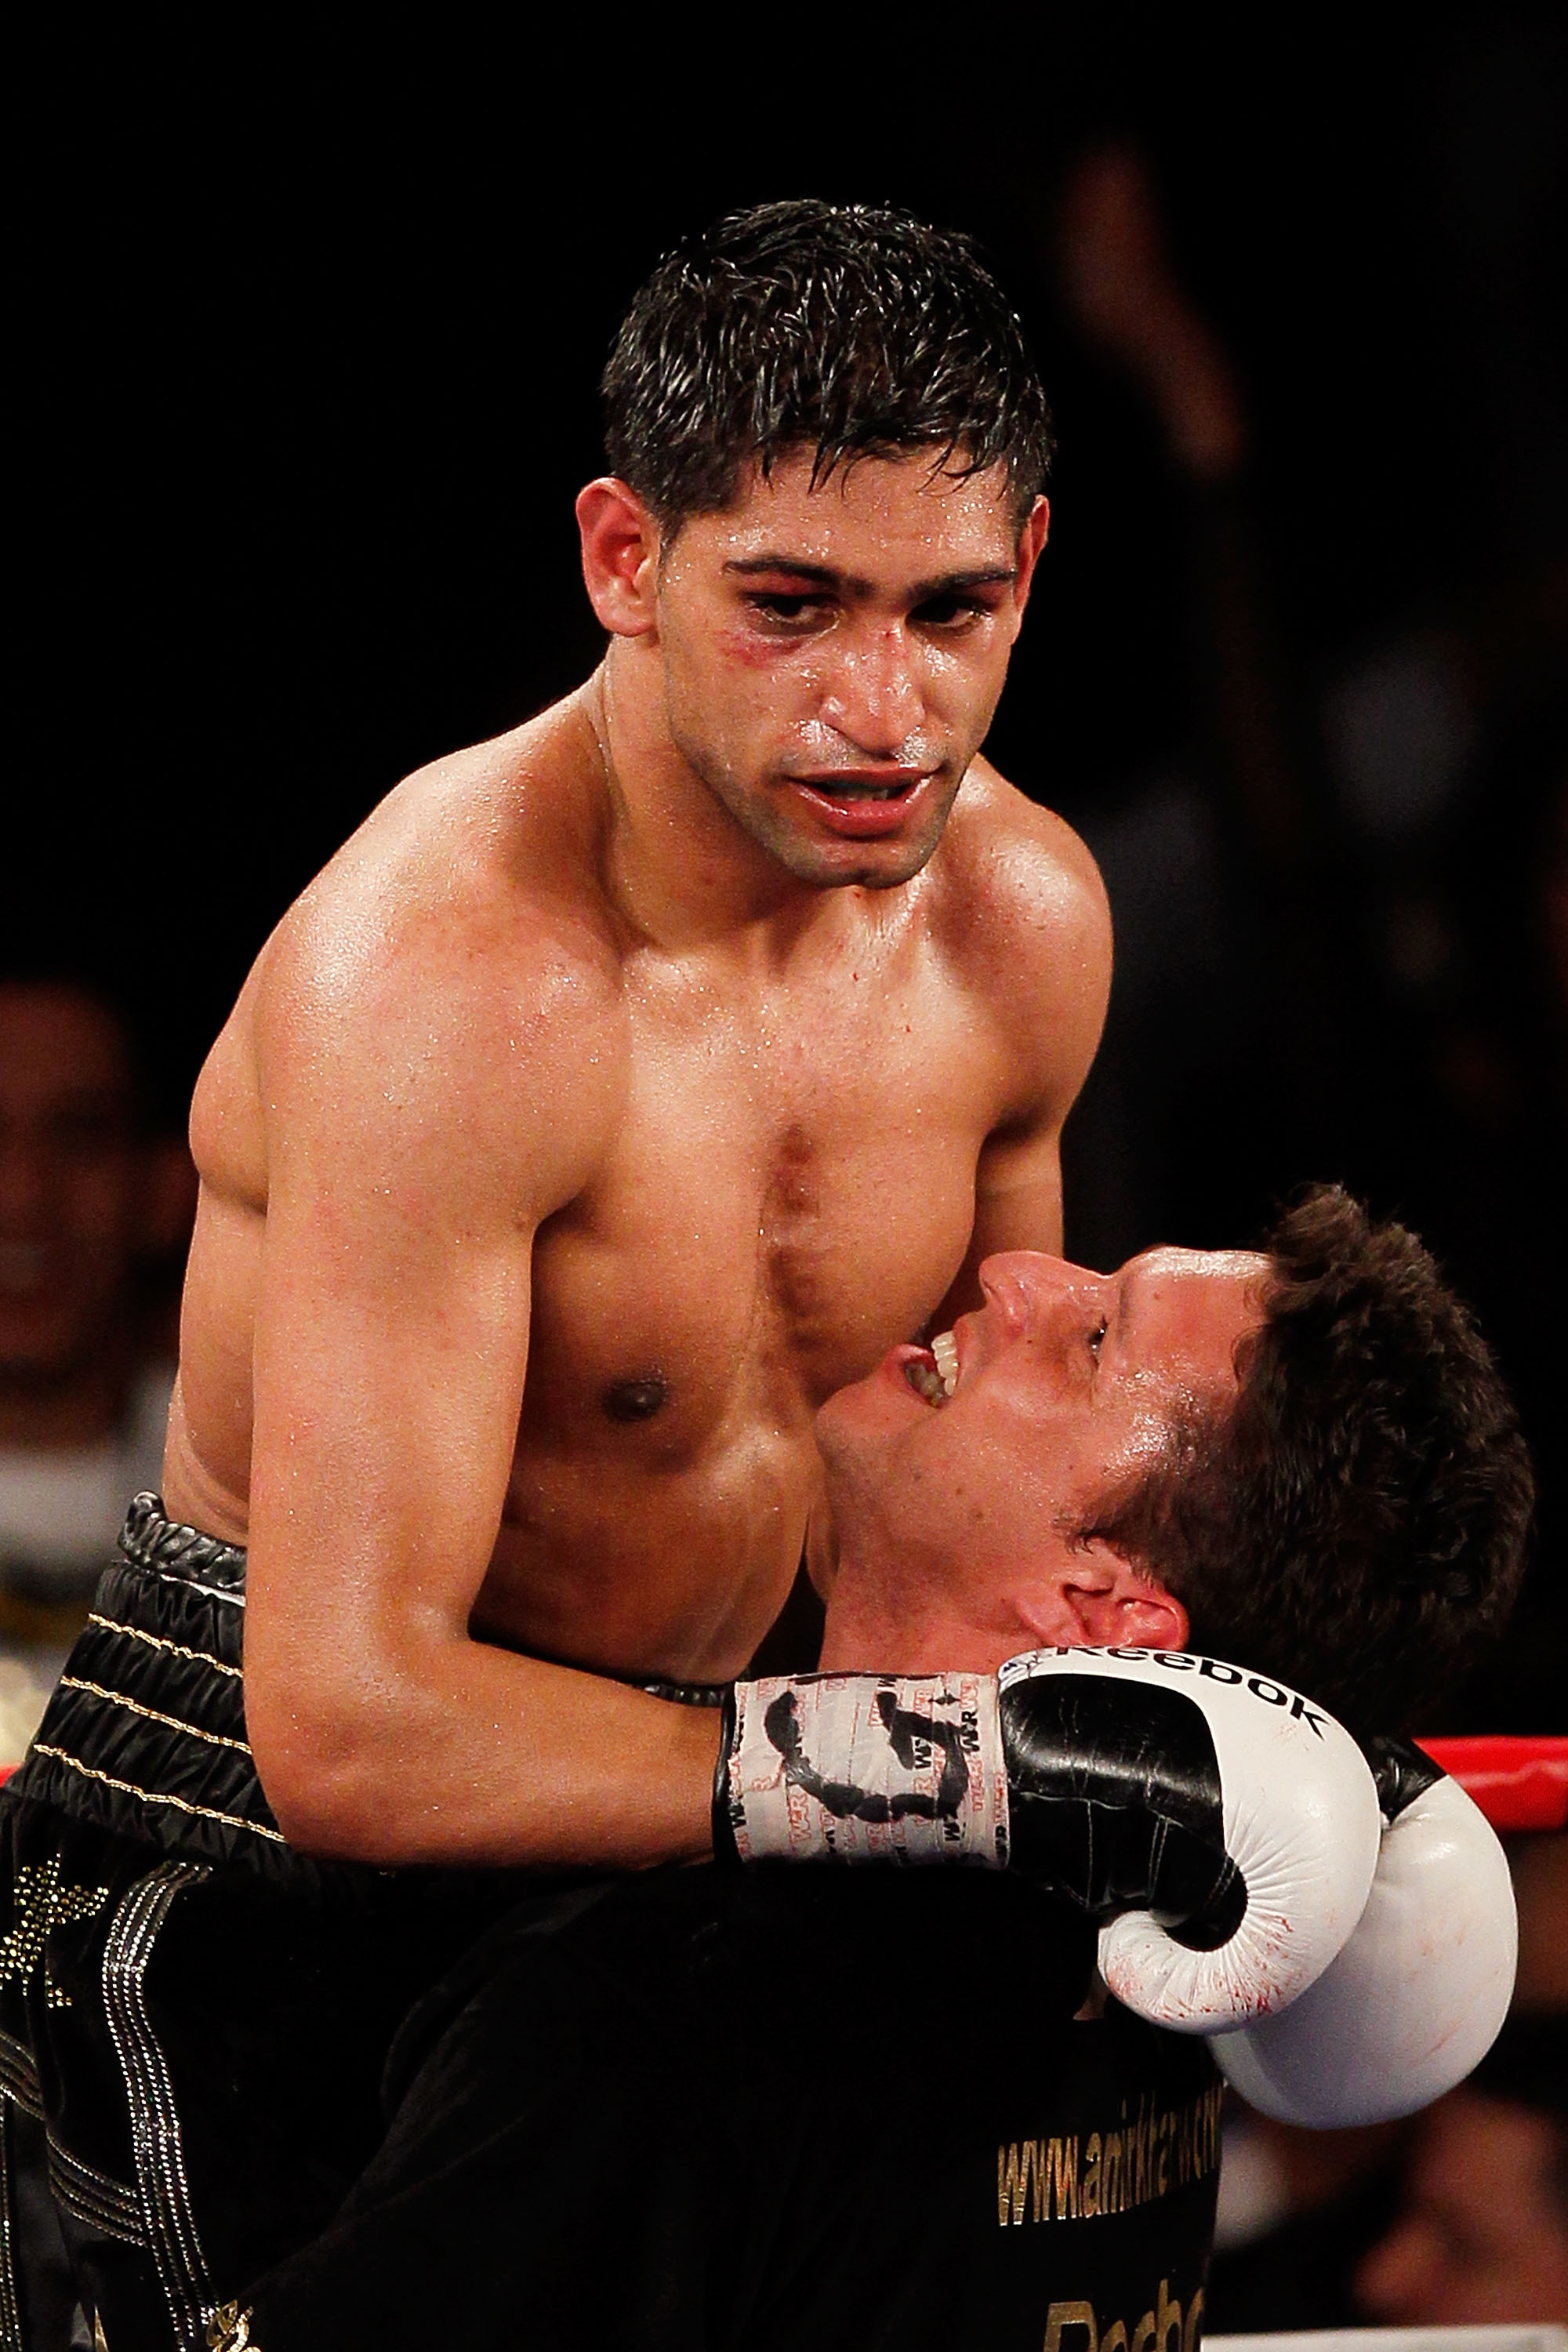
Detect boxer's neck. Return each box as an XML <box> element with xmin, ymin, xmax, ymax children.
<box><xmin>817</xmin><ymin>1548</ymin><xmax>1035</xmax><ymax>1676</ymax></box>
<box><xmin>817</xmin><ymin>1528</ymin><xmax>1190</xmax><ymax>1676</ymax></box>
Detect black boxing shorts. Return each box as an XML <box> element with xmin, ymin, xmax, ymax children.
<box><xmin>230</xmin><ymin>1864</ymin><xmax>1218</xmax><ymax>2352</ymax></box>
<box><xmin>0</xmin><ymin>1497</ymin><xmax>555</xmax><ymax>2352</ymax></box>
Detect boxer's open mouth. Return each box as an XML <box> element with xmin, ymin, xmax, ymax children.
<box><xmin>789</xmin><ymin>771</ymin><xmax>927</xmax><ymax>802</ymax></box>
<box><xmin>905</xmin><ymin>1330</ymin><xmax>959</xmax><ymax>1406</ymax></box>
<box><xmin>786</xmin><ymin>771</ymin><xmax>934</xmax><ymax>839</ymax></box>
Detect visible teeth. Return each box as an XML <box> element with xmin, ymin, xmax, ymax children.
<box><xmin>931</xmin><ymin>1331</ymin><xmax>959</xmax><ymax>1396</ymax></box>
<box><xmin>904</xmin><ymin>1356</ymin><xmax>948</xmax><ymax>1406</ymax></box>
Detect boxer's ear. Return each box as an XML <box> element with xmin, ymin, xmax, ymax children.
<box><xmin>1011</xmin><ymin>495</ymin><xmax>1051</xmax><ymax>616</ymax></box>
<box><xmin>1016</xmin><ymin>1540</ymin><xmax>1188</xmax><ymax>1652</ymax></box>
<box><xmin>576</xmin><ymin>477</ymin><xmax>661</xmax><ymax>637</ymax></box>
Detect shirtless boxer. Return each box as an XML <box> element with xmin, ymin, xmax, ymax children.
<box><xmin>2</xmin><ymin>198</ymin><xmax>1091</xmax><ymax>2346</ymax></box>
<box><xmin>165</xmin><ymin>197</ymin><xmax>1083</xmax><ymax>1868</ymax></box>
<box><xmin>216</xmin><ymin>1186</ymin><xmax>1528</xmax><ymax>2351</ymax></box>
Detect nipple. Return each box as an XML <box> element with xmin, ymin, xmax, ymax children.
<box><xmin>603</xmin><ymin>1374</ymin><xmax>670</xmax><ymax>1423</ymax></box>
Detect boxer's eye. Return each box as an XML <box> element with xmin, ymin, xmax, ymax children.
<box><xmin>745</xmin><ymin>593</ymin><xmax>832</xmax><ymax>631</ymax></box>
<box><xmin>1088</xmin><ymin>1317</ymin><xmax>1109</xmax><ymax>1356</ymax></box>
<box><xmin>912</xmin><ymin>592</ymin><xmax>994</xmax><ymax>631</ymax></box>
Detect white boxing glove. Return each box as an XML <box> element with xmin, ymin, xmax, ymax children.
<box><xmin>999</xmin><ymin>1649</ymin><xmax>1384</xmax><ymax>2034</ymax></box>
<box><xmin>717</xmin><ymin>1646</ymin><xmax>1384</xmax><ymax>2037</ymax></box>
<box><xmin>1210</xmin><ymin>1737</ymin><xmax>1517</xmax><ymax>2126</ymax></box>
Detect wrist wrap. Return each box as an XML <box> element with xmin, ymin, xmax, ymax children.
<box><xmin>714</xmin><ymin>1671</ymin><xmax>1009</xmax><ymax>1866</ymax></box>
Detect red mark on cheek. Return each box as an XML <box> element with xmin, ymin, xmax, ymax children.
<box><xmin>716</xmin><ymin>630</ymin><xmax>804</xmax><ymax>673</ymax></box>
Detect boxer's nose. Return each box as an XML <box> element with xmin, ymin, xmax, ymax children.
<box><xmin>818</xmin><ymin>626</ymin><xmax>924</xmax><ymax>758</ymax></box>
<box><xmin>977</xmin><ymin>1251</ymin><xmax>1112</xmax><ymax>1356</ymax></box>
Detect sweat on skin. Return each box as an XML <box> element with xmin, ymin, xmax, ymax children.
<box><xmin>161</xmin><ymin>447</ymin><xmax>1114</xmax><ymax>1869</ymax></box>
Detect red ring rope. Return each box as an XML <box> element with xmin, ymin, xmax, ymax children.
<box><xmin>1415</xmin><ymin>1736</ymin><xmax>1568</xmax><ymax>1831</ymax></box>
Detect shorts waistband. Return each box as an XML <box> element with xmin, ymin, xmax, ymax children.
<box><xmin>6</xmin><ymin>1496</ymin><xmax>728</xmax><ymax>1888</ymax></box>
<box><xmin>118</xmin><ymin>1489</ymin><xmax>248</xmax><ymax>1599</ymax></box>
<box><xmin>7</xmin><ymin>1497</ymin><xmax>285</xmax><ymax>1878</ymax></box>
<box><xmin>114</xmin><ymin>1493</ymin><xmax>729</xmax><ymax>1705</ymax></box>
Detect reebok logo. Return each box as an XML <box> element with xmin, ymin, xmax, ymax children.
<box><xmin>1005</xmin><ymin>1649</ymin><xmax>1330</xmax><ymax>1740</ymax></box>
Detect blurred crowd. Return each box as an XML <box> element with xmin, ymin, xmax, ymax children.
<box><xmin>0</xmin><ymin>979</ymin><xmax>192</xmax><ymax>1757</ymax></box>
<box><xmin>1208</xmin><ymin>1834</ymin><xmax>1568</xmax><ymax>2328</ymax></box>
<box><xmin>8</xmin><ymin>16</ymin><xmax>1564</xmax><ymax>2332</ymax></box>
<box><xmin>1032</xmin><ymin>129</ymin><xmax>1566</xmax><ymax>1740</ymax></box>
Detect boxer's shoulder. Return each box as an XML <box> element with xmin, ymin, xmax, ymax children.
<box><xmin>209</xmin><ymin>694</ymin><xmax>629</xmax><ymax>1207</ymax></box>
<box><xmin>935</xmin><ymin>758</ymin><xmax>1109</xmax><ymax>957</ymax></box>
<box><xmin>928</xmin><ymin>760</ymin><xmax>1112</xmax><ymax>1087</ymax></box>
<box><xmin>277</xmin><ymin>691</ymin><xmax>615</xmax><ymax>961</ymax></box>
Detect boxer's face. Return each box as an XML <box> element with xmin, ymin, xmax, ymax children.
<box><xmin>652</xmin><ymin>449</ymin><xmax>1048</xmax><ymax>889</ymax></box>
<box><xmin>815</xmin><ymin>1245</ymin><xmax>1268</xmax><ymax>1578</ymax></box>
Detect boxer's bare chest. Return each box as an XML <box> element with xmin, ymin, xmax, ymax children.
<box><xmin>488</xmin><ymin>922</ymin><xmax>1006</xmax><ymax>1668</ymax></box>
<box><xmin>526</xmin><ymin>949</ymin><xmax>989</xmax><ymax>1436</ymax></box>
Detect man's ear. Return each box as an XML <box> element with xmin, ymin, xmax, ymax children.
<box><xmin>1070</xmin><ymin>1545</ymin><xmax>1188</xmax><ymax>1650</ymax></box>
<box><xmin>575</xmin><ymin>477</ymin><xmax>662</xmax><ymax>637</ymax></box>
<box><xmin>1011</xmin><ymin>495</ymin><xmax>1051</xmax><ymax>619</ymax></box>
<box><xmin>1014</xmin><ymin>1539</ymin><xmax>1189</xmax><ymax>1652</ymax></box>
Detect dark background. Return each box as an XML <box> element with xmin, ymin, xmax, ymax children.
<box><xmin>16</xmin><ymin>10</ymin><xmax>1566</xmax><ymax>1728</ymax></box>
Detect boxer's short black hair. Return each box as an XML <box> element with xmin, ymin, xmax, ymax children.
<box><xmin>601</xmin><ymin>199</ymin><xmax>1054</xmax><ymax>535</ymax></box>
<box><xmin>1094</xmin><ymin>1185</ymin><xmax>1534</xmax><ymax>1737</ymax></box>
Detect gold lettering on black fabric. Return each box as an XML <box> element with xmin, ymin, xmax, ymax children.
<box><xmin>999</xmin><ymin>2141</ymin><xmax>1036</xmax><ymax>2227</ymax></box>
<box><xmin>1043</xmin><ymin>2299</ymin><xmax>1098</xmax><ymax>2352</ymax></box>
<box><xmin>1046</xmin><ymin>2134</ymin><xmax>1080</xmax><ymax>2220</ymax></box>
<box><xmin>1183</xmin><ymin>2288</ymin><xmax>1205</xmax><ymax>2352</ymax></box>
<box><xmin>1047</xmin><ymin>2278</ymin><xmax>1192</xmax><ymax>2352</ymax></box>
<box><xmin>996</xmin><ymin>2082</ymin><xmax>1223</xmax><ymax>2226</ymax></box>
<box><xmin>1082</xmin><ymin>2132</ymin><xmax>1102</xmax><ymax>2217</ymax></box>
<box><xmin>1103</xmin><ymin>2126</ymin><xmax>1123</xmax><ymax>2214</ymax></box>
<box><xmin>1156</xmin><ymin>2271</ymin><xmax>1185</xmax><ymax>2352</ymax></box>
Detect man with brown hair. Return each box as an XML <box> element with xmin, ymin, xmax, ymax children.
<box><xmin>1054</xmin><ymin>1184</ymin><xmax>1533</xmax><ymax>1737</ymax></box>
<box><xmin>221</xmin><ymin>1189</ymin><xmax>1527</xmax><ymax>2351</ymax></box>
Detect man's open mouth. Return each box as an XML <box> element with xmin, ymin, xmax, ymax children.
<box><xmin>789</xmin><ymin>771</ymin><xmax>928</xmax><ymax>801</ymax></box>
<box><xmin>807</xmin><ymin>781</ymin><xmax>914</xmax><ymax>800</ymax></box>
<box><xmin>905</xmin><ymin>1330</ymin><xmax>959</xmax><ymax>1406</ymax></box>
<box><xmin>783</xmin><ymin>771</ymin><xmax>936</xmax><ymax>837</ymax></box>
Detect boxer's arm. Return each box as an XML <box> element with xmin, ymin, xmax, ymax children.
<box><xmin>239</xmin><ymin>902</ymin><xmax>720</xmax><ymax>1871</ymax></box>
<box><xmin>935</xmin><ymin>793</ymin><xmax>1111</xmax><ymax>1314</ymax></box>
